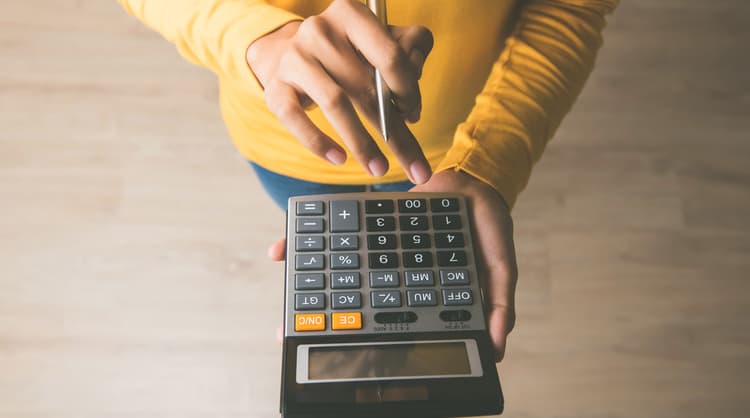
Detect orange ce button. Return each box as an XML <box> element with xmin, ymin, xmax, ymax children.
<box><xmin>332</xmin><ymin>312</ymin><xmax>362</xmax><ymax>330</ymax></box>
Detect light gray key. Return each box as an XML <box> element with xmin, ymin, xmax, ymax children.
<box><xmin>439</xmin><ymin>269</ymin><xmax>470</xmax><ymax>286</ymax></box>
<box><xmin>369</xmin><ymin>271</ymin><xmax>399</xmax><ymax>288</ymax></box>
<box><xmin>295</xmin><ymin>293</ymin><xmax>325</xmax><ymax>310</ymax></box>
<box><xmin>330</xmin><ymin>253</ymin><xmax>359</xmax><ymax>269</ymax></box>
<box><xmin>331</xmin><ymin>272</ymin><xmax>360</xmax><ymax>289</ymax></box>
<box><xmin>295</xmin><ymin>273</ymin><xmax>325</xmax><ymax>290</ymax></box>
<box><xmin>331</xmin><ymin>292</ymin><xmax>361</xmax><ymax>309</ymax></box>
<box><xmin>296</xmin><ymin>218</ymin><xmax>324</xmax><ymax>233</ymax></box>
<box><xmin>296</xmin><ymin>236</ymin><xmax>324</xmax><ymax>251</ymax></box>
<box><xmin>296</xmin><ymin>201</ymin><xmax>324</xmax><ymax>216</ymax></box>
<box><xmin>330</xmin><ymin>234</ymin><xmax>359</xmax><ymax>251</ymax></box>
<box><xmin>329</xmin><ymin>200</ymin><xmax>359</xmax><ymax>232</ymax></box>
<box><xmin>405</xmin><ymin>270</ymin><xmax>435</xmax><ymax>287</ymax></box>
<box><xmin>371</xmin><ymin>291</ymin><xmax>402</xmax><ymax>308</ymax></box>
<box><xmin>295</xmin><ymin>254</ymin><xmax>324</xmax><ymax>270</ymax></box>
<box><xmin>442</xmin><ymin>288</ymin><xmax>473</xmax><ymax>305</ymax></box>
<box><xmin>407</xmin><ymin>289</ymin><xmax>438</xmax><ymax>306</ymax></box>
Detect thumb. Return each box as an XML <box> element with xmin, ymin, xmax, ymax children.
<box><xmin>488</xmin><ymin>304</ymin><xmax>515</xmax><ymax>362</ymax></box>
<box><xmin>267</xmin><ymin>238</ymin><xmax>287</xmax><ymax>261</ymax></box>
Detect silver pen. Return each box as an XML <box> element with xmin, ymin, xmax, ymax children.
<box><xmin>367</xmin><ymin>0</ymin><xmax>390</xmax><ymax>142</ymax></box>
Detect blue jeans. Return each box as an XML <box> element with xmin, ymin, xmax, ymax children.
<box><xmin>250</xmin><ymin>162</ymin><xmax>414</xmax><ymax>209</ymax></box>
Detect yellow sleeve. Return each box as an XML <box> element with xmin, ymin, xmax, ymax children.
<box><xmin>117</xmin><ymin>0</ymin><xmax>301</xmax><ymax>89</ymax></box>
<box><xmin>436</xmin><ymin>0</ymin><xmax>619</xmax><ymax>209</ymax></box>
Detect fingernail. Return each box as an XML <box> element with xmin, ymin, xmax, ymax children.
<box><xmin>410</xmin><ymin>159</ymin><xmax>432</xmax><ymax>184</ymax></box>
<box><xmin>326</xmin><ymin>149</ymin><xmax>346</xmax><ymax>165</ymax></box>
<box><xmin>368</xmin><ymin>157</ymin><xmax>388</xmax><ymax>177</ymax></box>
<box><xmin>406</xmin><ymin>110</ymin><xmax>420</xmax><ymax>123</ymax></box>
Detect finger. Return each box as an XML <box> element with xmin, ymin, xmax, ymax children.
<box><xmin>265</xmin><ymin>80</ymin><xmax>347</xmax><ymax>166</ymax></box>
<box><xmin>329</xmin><ymin>1</ymin><xmax>421</xmax><ymax>116</ymax></box>
<box><xmin>267</xmin><ymin>237</ymin><xmax>287</xmax><ymax>261</ymax></box>
<box><xmin>390</xmin><ymin>25</ymin><xmax>434</xmax><ymax>79</ymax></box>
<box><xmin>286</xmin><ymin>53</ymin><xmax>388</xmax><ymax>177</ymax></box>
<box><xmin>385</xmin><ymin>118</ymin><xmax>432</xmax><ymax>184</ymax></box>
<box><xmin>464</xmin><ymin>188</ymin><xmax>517</xmax><ymax>361</ymax></box>
<box><xmin>488</xmin><ymin>305</ymin><xmax>514</xmax><ymax>362</ymax></box>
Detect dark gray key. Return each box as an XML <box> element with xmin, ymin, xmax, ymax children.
<box><xmin>330</xmin><ymin>200</ymin><xmax>359</xmax><ymax>232</ymax></box>
<box><xmin>435</xmin><ymin>232</ymin><xmax>464</xmax><ymax>248</ymax></box>
<box><xmin>296</xmin><ymin>218</ymin><xmax>324</xmax><ymax>233</ymax></box>
<box><xmin>369</xmin><ymin>271</ymin><xmax>399</xmax><ymax>288</ymax></box>
<box><xmin>330</xmin><ymin>253</ymin><xmax>360</xmax><ymax>269</ymax></box>
<box><xmin>295</xmin><ymin>273</ymin><xmax>325</xmax><ymax>290</ymax></box>
<box><xmin>295</xmin><ymin>293</ymin><xmax>325</xmax><ymax>310</ymax></box>
<box><xmin>365</xmin><ymin>200</ymin><xmax>394</xmax><ymax>214</ymax></box>
<box><xmin>331</xmin><ymin>272</ymin><xmax>360</xmax><ymax>289</ymax></box>
<box><xmin>403</xmin><ymin>251</ymin><xmax>433</xmax><ymax>268</ymax></box>
<box><xmin>369</xmin><ymin>252</ymin><xmax>399</xmax><ymax>269</ymax></box>
<box><xmin>296</xmin><ymin>235</ymin><xmax>324</xmax><ymax>251</ymax></box>
<box><xmin>442</xmin><ymin>288</ymin><xmax>473</xmax><ymax>306</ymax></box>
<box><xmin>367</xmin><ymin>233</ymin><xmax>397</xmax><ymax>250</ymax></box>
<box><xmin>440</xmin><ymin>269</ymin><xmax>470</xmax><ymax>286</ymax></box>
<box><xmin>295</xmin><ymin>254</ymin><xmax>324</xmax><ymax>270</ymax></box>
<box><xmin>398</xmin><ymin>198</ymin><xmax>427</xmax><ymax>213</ymax></box>
<box><xmin>401</xmin><ymin>233</ymin><xmax>431</xmax><ymax>249</ymax></box>
<box><xmin>407</xmin><ymin>290</ymin><xmax>438</xmax><ymax>307</ymax></box>
<box><xmin>437</xmin><ymin>250</ymin><xmax>467</xmax><ymax>267</ymax></box>
<box><xmin>399</xmin><ymin>215</ymin><xmax>429</xmax><ymax>231</ymax></box>
<box><xmin>330</xmin><ymin>234</ymin><xmax>358</xmax><ymax>251</ymax></box>
<box><xmin>371</xmin><ymin>291</ymin><xmax>402</xmax><ymax>308</ymax></box>
<box><xmin>405</xmin><ymin>270</ymin><xmax>435</xmax><ymax>287</ymax></box>
<box><xmin>430</xmin><ymin>198</ymin><xmax>459</xmax><ymax>212</ymax></box>
<box><xmin>296</xmin><ymin>201</ymin><xmax>324</xmax><ymax>216</ymax></box>
<box><xmin>433</xmin><ymin>214</ymin><xmax>462</xmax><ymax>230</ymax></box>
<box><xmin>331</xmin><ymin>292</ymin><xmax>361</xmax><ymax>309</ymax></box>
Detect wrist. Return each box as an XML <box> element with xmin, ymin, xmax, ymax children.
<box><xmin>432</xmin><ymin>169</ymin><xmax>510</xmax><ymax>212</ymax></box>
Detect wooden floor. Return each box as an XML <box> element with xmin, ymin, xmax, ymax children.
<box><xmin>1</xmin><ymin>1</ymin><xmax>749</xmax><ymax>417</ymax></box>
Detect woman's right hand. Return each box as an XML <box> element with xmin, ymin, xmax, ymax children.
<box><xmin>246</xmin><ymin>0</ymin><xmax>434</xmax><ymax>184</ymax></box>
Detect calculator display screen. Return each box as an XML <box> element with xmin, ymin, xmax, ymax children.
<box><xmin>308</xmin><ymin>342</ymin><xmax>471</xmax><ymax>380</ymax></box>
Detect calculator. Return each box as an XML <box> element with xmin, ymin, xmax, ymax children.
<box><xmin>280</xmin><ymin>193</ymin><xmax>503</xmax><ymax>418</ymax></box>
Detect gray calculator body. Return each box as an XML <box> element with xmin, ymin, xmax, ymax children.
<box><xmin>281</xmin><ymin>193</ymin><xmax>503</xmax><ymax>418</ymax></box>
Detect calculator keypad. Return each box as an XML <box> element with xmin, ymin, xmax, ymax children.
<box><xmin>286</xmin><ymin>193</ymin><xmax>485</xmax><ymax>335</ymax></box>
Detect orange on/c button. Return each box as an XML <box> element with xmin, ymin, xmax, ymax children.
<box><xmin>295</xmin><ymin>313</ymin><xmax>325</xmax><ymax>331</ymax></box>
<box><xmin>332</xmin><ymin>312</ymin><xmax>362</xmax><ymax>330</ymax></box>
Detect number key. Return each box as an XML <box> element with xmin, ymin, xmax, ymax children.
<box><xmin>369</xmin><ymin>252</ymin><xmax>399</xmax><ymax>269</ymax></box>
<box><xmin>399</xmin><ymin>215</ymin><xmax>428</xmax><ymax>231</ymax></box>
<box><xmin>398</xmin><ymin>198</ymin><xmax>426</xmax><ymax>213</ymax></box>
<box><xmin>430</xmin><ymin>198</ymin><xmax>459</xmax><ymax>212</ymax></box>
<box><xmin>367</xmin><ymin>234</ymin><xmax>397</xmax><ymax>250</ymax></box>
<box><xmin>403</xmin><ymin>251</ymin><xmax>433</xmax><ymax>268</ymax></box>
<box><xmin>435</xmin><ymin>232</ymin><xmax>464</xmax><ymax>248</ymax></box>
<box><xmin>437</xmin><ymin>250</ymin><xmax>467</xmax><ymax>267</ymax></box>
<box><xmin>401</xmin><ymin>233</ymin><xmax>431</xmax><ymax>249</ymax></box>
<box><xmin>366</xmin><ymin>216</ymin><xmax>395</xmax><ymax>232</ymax></box>
<box><xmin>433</xmin><ymin>214</ymin><xmax>462</xmax><ymax>230</ymax></box>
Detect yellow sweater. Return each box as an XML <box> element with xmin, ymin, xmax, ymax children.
<box><xmin>118</xmin><ymin>0</ymin><xmax>617</xmax><ymax>208</ymax></box>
